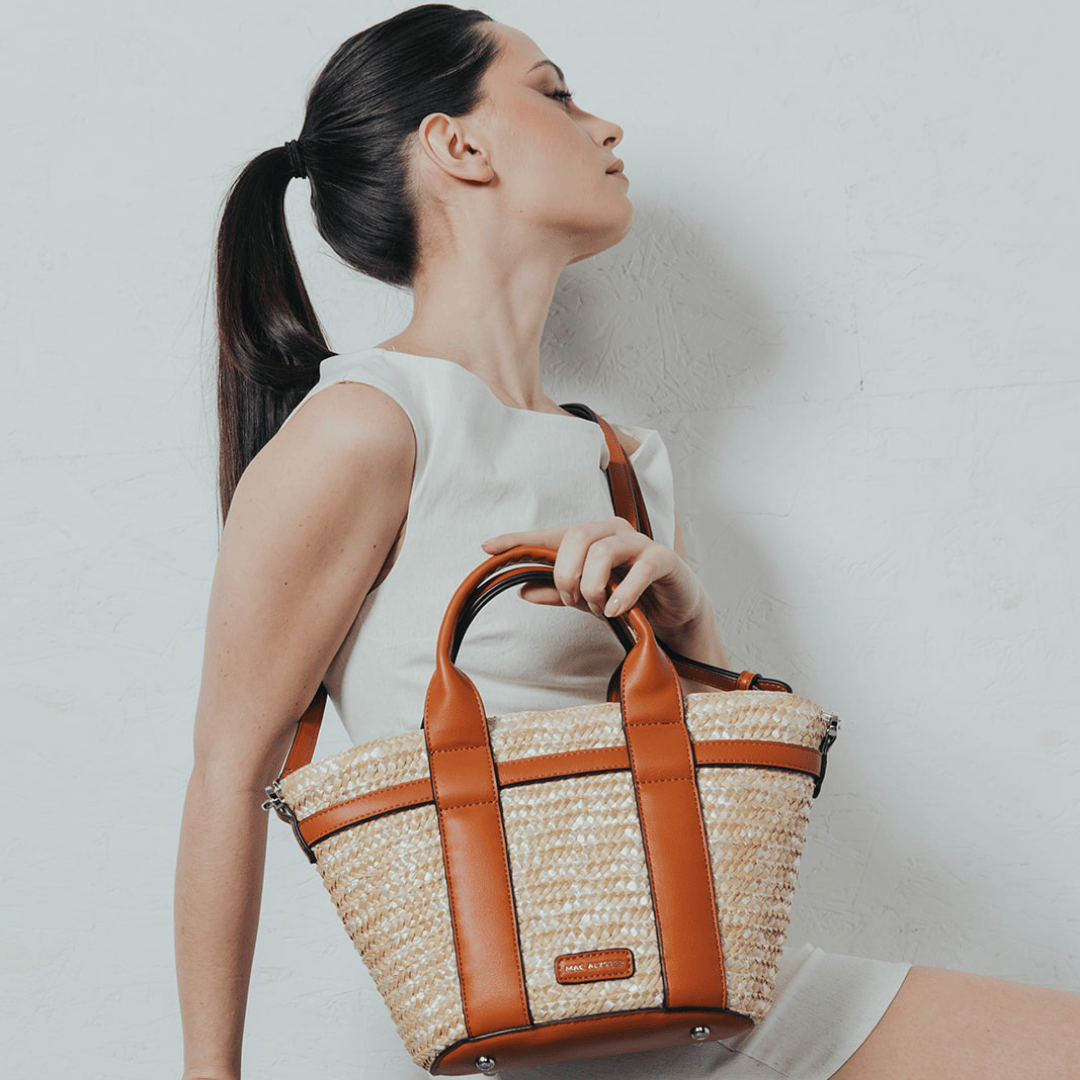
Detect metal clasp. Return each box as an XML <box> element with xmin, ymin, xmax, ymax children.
<box><xmin>262</xmin><ymin>780</ymin><xmax>317</xmax><ymax>863</ymax></box>
<box><xmin>812</xmin><ymin>713</ymin><xmax>841</xmax><ymax>799</ymax></box>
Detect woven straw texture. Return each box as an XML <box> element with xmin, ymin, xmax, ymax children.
<box><xmin>279</xmin><ymin>691</ymin><xmax>828</xmax><ymax>1069</ymax></box>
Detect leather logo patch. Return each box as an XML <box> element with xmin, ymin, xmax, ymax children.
<box><xmin>555</xmin><ymin>949</ymin><xmax>635</xmax><ymax>985</ymax></box>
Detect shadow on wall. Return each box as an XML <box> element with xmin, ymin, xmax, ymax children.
<box><xmin>540</xmin><ymin>192</ymin><xmax>798</xmax><ymax>676</ymax></box>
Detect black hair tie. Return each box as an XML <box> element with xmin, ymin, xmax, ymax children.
<box><xmin>284</xmin><ymin>139</ymin><xmax>307</xmax><ymax>180</ymax></box>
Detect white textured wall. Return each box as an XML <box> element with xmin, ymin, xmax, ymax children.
<box><xmin>3</xmin><ymin>1</ymin><xmax>1078</xmax><ymax>1076</ymax></box>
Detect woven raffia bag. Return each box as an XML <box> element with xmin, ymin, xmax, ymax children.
<box><xmin>264</xmin><ymin>536</ymin><xmax>838</xmax><ymax>1075</ymax></box>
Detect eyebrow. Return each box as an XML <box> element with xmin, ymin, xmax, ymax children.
<box><xmin>528</xmin><ymin>59</ymin><xmax>568</xmax><ymax>85</ymax></box>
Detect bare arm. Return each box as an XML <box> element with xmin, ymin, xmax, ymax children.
<box><xmin>175</xmin><ymin>383</ymin><xmax>414</xmax><ymax>1080</ymax></box>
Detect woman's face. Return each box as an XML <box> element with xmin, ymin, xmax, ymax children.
<box><xmin>471</xmin><ymin>23</ymin><xmax>633</xmax><ymax>261</ymax></box>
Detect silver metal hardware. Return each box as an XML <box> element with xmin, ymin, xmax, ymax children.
<box><xmin>690</xmin><ymin>1025</ymin><xmax>711</xmax><ymax>1042</ymax></box>
<box><xmin>822</xmin><ymin>713</ymin><xmax>841</xmax><ymax>750</ymax></box>
<box><xmin>261</xmin><ymin>780</ymin><xmax>286</xmax><ymax>814</ymax></box>
<box><xmin>475</xmin><ymin>1055</ymin><xmax>497</xmax><ymax>1073</ymax></box>
<box><xmin>262</xmin><ymin>780</ymin><xmax>317</xmax><ymax>863</ymax></box>
<box><xmin>812</xmin><ymin>713</ymin><xmax>841</xmax><ymax>798</ymax></box>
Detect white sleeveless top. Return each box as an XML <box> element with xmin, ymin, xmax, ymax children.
<box><xmin>289</xmin><ymin>347</ymin><xmax>677</xmax><ymax>746</ymax></box>
<box><xmin>285</xmin><ymin>347</ymin><xmax>911</xmax><ymax>1080</ymax></box>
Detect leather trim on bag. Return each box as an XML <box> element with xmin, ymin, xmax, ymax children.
<box><xmin>300</xmin><ymin>738</ymin><xmax>820</xmax><ymax>846</ymax></box>
<box><xmin>297</xmin><ymin>738</ymin><xmax>824</xmax><ymax>848</ymax></box>
<box><xmin>425</xmin><ymin>558</ymin><xmax>534</xmax><ymax>1036</ymax></box>
<box><xmin>279</xmin><ymin>687</ymin><xmax>327</xmax><ymax>779</ymax></box>
<box><xmin>618</xmin><ymin>628</ymin><xmax>728</xmax><ymax>1010</ymax></box>
<box><xmin>429</xmin><ymin>1006</ymin><xmax>754</xmax><ymax>1074</ymax></box>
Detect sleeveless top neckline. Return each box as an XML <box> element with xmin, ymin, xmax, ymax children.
<box><xmin>369</xmin><ymin>348</ymin><xmax>605</xmax><ymax>424</ymax></box>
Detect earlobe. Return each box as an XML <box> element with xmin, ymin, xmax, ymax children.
<box><xmin>417</xmin><ymin>112</ymin><xmax>494</xmax><ymax>184</ymax></box>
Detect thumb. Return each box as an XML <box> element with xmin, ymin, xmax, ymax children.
<box><xmin>517</xmin><ymin>582</ymin><xmax>565</xmax><ymax>607</ymax></box>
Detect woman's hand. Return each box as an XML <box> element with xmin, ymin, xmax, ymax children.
<box><xmin>480</xmin><ymin>516</ymin><xmax>711</xmax><ymax>636</ymax></box>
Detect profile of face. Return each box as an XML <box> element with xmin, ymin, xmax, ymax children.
<box><xmin>416</xmin><ymin>22</ymin><xmax>633</xmax><ymax>265</ymax></box>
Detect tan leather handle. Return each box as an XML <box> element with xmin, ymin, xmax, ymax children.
<box><xmin>424</xmin><ymin>545</ymin><xmax>670</xmax><ymax>752</ymax></box>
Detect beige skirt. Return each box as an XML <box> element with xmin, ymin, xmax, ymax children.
<box><xmin>503</xmin><ymin>945</ymin><xmax>912</xmax><ymax>1080</ymax></box>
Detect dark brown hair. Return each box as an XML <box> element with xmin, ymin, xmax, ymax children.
<box><xmin>214</xmin><ymin>4</ymin><xmax>501</xmax><ymax>517</ymax></box>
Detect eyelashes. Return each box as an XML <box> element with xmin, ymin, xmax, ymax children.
<box><xmin>549</xmin><ymin>88</ymin><xmax>574</xmax><ymax>105</ymax></box>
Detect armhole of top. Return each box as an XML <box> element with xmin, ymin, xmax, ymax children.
<box><xmin>284</xmin><ymin>368</ymin><xmax>427</xmax><ymax>471</ymax></box>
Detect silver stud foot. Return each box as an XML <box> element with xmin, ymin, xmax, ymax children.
<box><xmin>690</xmin><ymin>1025</ymin><xmax>711</xmax><ymax>1042</ymax></box>
<box><xmin>475</xmin><ymin>1055</ymin><xmax>497</xmax><ymax>1073</ymax></box>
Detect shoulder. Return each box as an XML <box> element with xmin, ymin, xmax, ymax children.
<box><xmin>229</xmin><ymin>381</ymin><xmax>415</xmax><ymax>531</ymax></box>
<box><xmin>275</xmin><ymin>379</ymin><xmax>415</xmax><ymax>467</ymax></box>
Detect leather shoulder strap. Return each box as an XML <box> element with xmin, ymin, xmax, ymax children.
<box><xmin>559</xmin><ymin>402</ymin><xmax>652</xmax><ymax>537</ymax></box>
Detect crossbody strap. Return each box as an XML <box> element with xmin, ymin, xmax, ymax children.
<box><xmin>559</xmin><ymin>402</ymin><xmax>652</xmax><ymax>536</ymax></box>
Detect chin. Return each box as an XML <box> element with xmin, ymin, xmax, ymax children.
<box><xmin>568</xmin><ymin>203</ymin><xmax>634</xmax><ymax>264</ymax></box>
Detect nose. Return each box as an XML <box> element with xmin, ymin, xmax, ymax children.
<box><xmin>583</xmin><ymin>109</ymin><xmax>623</xmax><ymax>151</ymax></box>
<box><xmin>601</xmin><ymin>117</ymin><xmax>624</xmax><ymax>150</ymax></box>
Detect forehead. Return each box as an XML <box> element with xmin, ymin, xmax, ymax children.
<box><xmin>484</xmin><ymin>23</ymin><xmax>561</xmax><ymax>81</ymax></box>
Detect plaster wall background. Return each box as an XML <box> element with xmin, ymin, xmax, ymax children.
<box><xmin>2</xmin><ymin>1</ymin><xmax>1077</xmax><ymax>1075</ymax></box>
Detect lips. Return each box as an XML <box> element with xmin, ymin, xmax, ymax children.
<box><xmin>606</xmin><ymin>159</ymin><xmax>625</xmax><ymax>174</ymax></box>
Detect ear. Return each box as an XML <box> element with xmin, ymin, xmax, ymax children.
<box><xmin>416</xmin><ymin>112</ymin><xmax>495</xmax><ymax>184</ymax></box>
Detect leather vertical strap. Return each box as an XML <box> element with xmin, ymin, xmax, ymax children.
<box><xmin>560</xmin><ymin>403</ymin><xmax>651</xmax><ymax>536</ymax></box>
<box><xmin>619</xmin><ymin>614</ymin><xmax>728</xmax><ymax>1009</ymax></box>
<box><xmin>424</xmin><ymin>555</ymin><xmax>535</xmax><ymax>1037</ymax></box>
<box><xmin>278</xmin><ymin>687</ymin><xmax>327</xmax><ymax>779</ymax></box>
<box><xmin>626</xmin><ymin>457</ymin><xmax>653</xmax><ymax>539</ymax></box>
<box><xmin>595</xmin><ymin>413</ymin><xmax>646</xmax><ymax>535</ymax></box>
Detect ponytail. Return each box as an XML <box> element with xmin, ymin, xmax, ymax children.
<box><xmin>213</xmin><ymin>5</ymin><xmax>501</xmax><ymax>519</ymax></box>
<box><xmin>215</xmin><ymin>146</ymin><xmax>333</xmax><ymax>518</ymax></box>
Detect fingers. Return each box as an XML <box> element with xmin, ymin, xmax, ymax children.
<box><xmin>516</xmin><ymin>582</ymin><xmax>565</xmax><ymax>607</ymax></box>
<box><xmin>481</xmin><ymin>519</ymin><xmax>681</xmax><ymax>621</ymax></box>
<box><xmin>601</xmin><ymin>551</ymin><xmax>668</xmax><ymax>618</ymax></box>
<box><xmin>542</xmin><ymin>518</ymin><xmax>631</xmax><ymax>612</ymax></box>
<box><xmin>480</xmin><ymin>527</ymin><xmax>568</xmax><ymax>554</ymax></box>
<box><xmin>581</xmin><ymin>536</ymin><xmax>680</xmax><ymax>619</ymax></box>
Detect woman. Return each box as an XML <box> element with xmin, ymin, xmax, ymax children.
<box><xmin>174</xmin><ymin>5</ymin><xmax>1080</xmax><ymax>1078</ymax></box>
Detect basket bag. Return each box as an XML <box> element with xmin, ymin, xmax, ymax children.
<box><xmin>263</xmin><ymin>409</ymin><xmax>839</xmax><ymax>1075</ymax></box>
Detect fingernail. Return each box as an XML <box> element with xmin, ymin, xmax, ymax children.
<box><xmin>560</xmin><ymin>592</ymin><xmax>573</xmax><ymax>606</ymax></box>
<box><xmin>604</xmin><ymin>596</ymin><xmax>623</xmax><ymax>618</ymax></box>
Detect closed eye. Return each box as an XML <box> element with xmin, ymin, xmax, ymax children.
<box><xmin>548</xmin><ymin>88</ymin><xmax>574</xmax><ymax>105</ymax></box>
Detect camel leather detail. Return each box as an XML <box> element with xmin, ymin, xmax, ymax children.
<box><xmin>430</xmin><ymin>1007</ymin><xmax>753</xmax><ymax>1074</ymax></box>
<box><xmin>279</xmin><ymin>687</ymin><xmax>326</xmax><ymax>778</ymax></box>
<box><xmin>424</xmin><ymin>553</ymin><xmax>536</xmax><ymax>1037</ymax></box>
<box><xmin>619</xmin><ymin>623</ymin><xmax>728</xmax><ymax>1009</ymax></box>
<box><xmin>296</xmin><ymin>739</ymin><xmax>824</xmax><ymax>848</ymax></box>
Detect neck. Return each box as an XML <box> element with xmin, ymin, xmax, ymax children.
<box><xmin>379</xmin><ymin>219</ymin><xmax>572</xmax><ymax>413</ymax></box>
